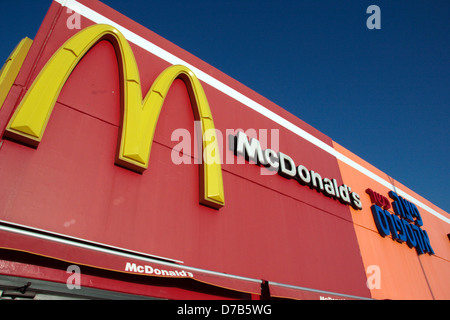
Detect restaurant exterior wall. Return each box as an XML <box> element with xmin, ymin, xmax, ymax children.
<box><xmin>0</xmin><ymin>0</ymin><xmax>448</xmax><ymax>300</ymax></box>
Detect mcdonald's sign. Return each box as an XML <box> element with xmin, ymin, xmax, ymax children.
<box><xmin>4</xmin><ymin>24</ymin><xmax>225</xmax><ymax>209</ymax></box>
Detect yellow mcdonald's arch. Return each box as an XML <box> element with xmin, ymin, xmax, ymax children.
<box><xmin>0</xmin><ymin>37</ymin><xmax>33</xmax><ymax>110</ymax></box>
<box><xmin>5</xmin><ymin>24</ymin><xmax>225</xmax><ymax>209</ymax></box>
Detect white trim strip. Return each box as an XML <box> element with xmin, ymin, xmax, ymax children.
<box><xmin>54</xmin><ymin>0</ymin><xmax>449</xmax><ymax>224</ymax></box>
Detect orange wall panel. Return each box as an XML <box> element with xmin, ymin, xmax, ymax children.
<box><xmin>333</xmin><ymin>141</ymin><xmax>450</xmax><ymax>300</ymax></box>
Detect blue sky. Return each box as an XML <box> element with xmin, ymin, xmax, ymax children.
<box><xmin>0</xmin><ymin>0</ymin><xmax>449</xmax><ymax>213</ymax></box>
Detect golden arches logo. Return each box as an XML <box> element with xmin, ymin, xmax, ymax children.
<box><xmin>5</xmin><ymin>24</ymin><xmax>225</xmax><ymax>209</ymax></box>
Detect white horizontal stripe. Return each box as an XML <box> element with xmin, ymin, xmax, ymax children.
<box><xmin>55</xmin><ymin>0</ymin><xmax>449</xmax><ymax>224</ymax></box>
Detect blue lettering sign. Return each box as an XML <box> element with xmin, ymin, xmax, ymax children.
<box><xmin>369</xmin><ymin>192</ymin><xmax>434</xmax><ymax>256</ymax></box>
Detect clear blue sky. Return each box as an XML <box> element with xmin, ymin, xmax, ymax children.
<box><xmin>1</xmin><ymin>0</ymin><xmax>449</xmax><ymax>213</ymax></box>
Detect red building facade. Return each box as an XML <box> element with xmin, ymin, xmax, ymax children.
<box><xmin>0</xmin><ymin>0</ymin><xmax>448</xmax><ymax>300</ymax></box>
